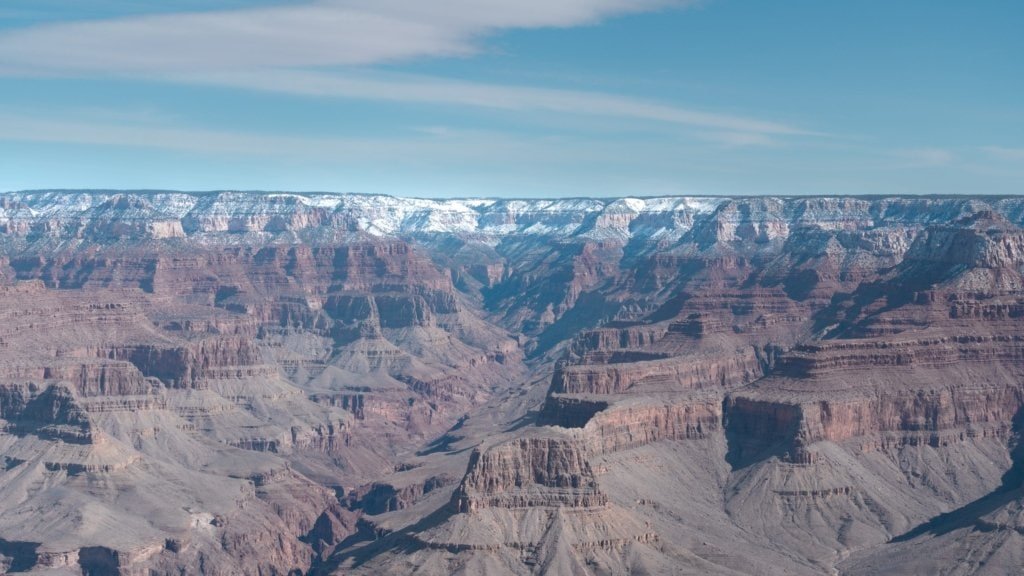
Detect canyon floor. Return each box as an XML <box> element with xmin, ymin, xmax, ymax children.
<box><xmin>1</xmin><ymin>191</ymin><xmax>1023</xmax><ymax>575</ymax></box>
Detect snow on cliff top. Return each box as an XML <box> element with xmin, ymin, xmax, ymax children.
<box><xmin>1</xmin><ymin>191</ymin><xmax>726</xmax><ymax>239</ymax></box>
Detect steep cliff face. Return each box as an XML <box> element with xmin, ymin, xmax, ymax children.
<box><xmin>551</xmin><ymin>351</ymin><xmax>763</xmax><ymax>395</ymax></box>
<box><xmin>578</xmin><ymin>397</ymin><xmax>722</xmax><ymax>454</ymax></box>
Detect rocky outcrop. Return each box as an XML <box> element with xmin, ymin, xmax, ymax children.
<box><xmin>728</xmin><ymin>380</ymin><xmax>1024</xmax><ymax>461</ymax></box>
<box><xmin>905</xmin><ymin>214</ymin><xmax>1024</xmax><ymax>269</ymax></box>
<box><xmin>537</xmin><ymin>396</ymin><xmax>610</xmax><ymax>429</ymax></box>
<box><xmin>9</xmin><ymin>384</ymin><xmax>96</xmax><ymax>444</ymax></box>
<box><xmin>452</xmin><ymin>437</ymin><xmax>608</xmax><ymax>513</ymax></box>
<box><xmin>539</xmin><ymin>395</ymin><xmax>720</xmax><ymax>454</ymax></box>
<box><xmin>780</xmin><ymin>334</ymin><xmax>1024</xmax><ymax>376</ymax></box>
<box><xmin>551</xmin><ymin>350</ymin><xmax>763</xmax><ymax>395</ymax></box>
<box><xmin>723</xmin><ymin>396</ymin><xmax>808</xmax><ymax>463</ymax></box>
<box><xmin>568</xmin><ymin>324</ymin><xmax>666</xmax><ymax>356</ymax></box>
<box><xmin>579</xmin><ymin>398</ymin><xmax>722</xmax><ymax>454</ymax></box>
<box><xmin>727</xmin><ymin>292</ymin><xmax>1024</xmax><ymax>463</ymax></box>
<box><xmin>346</xmin><ymin>474</ymin><xmax>455</xmax><ymax>515</ymax></box>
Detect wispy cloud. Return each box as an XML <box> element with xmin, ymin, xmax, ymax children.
<box><xmin>696</xmin><ymin>131</ymin><xmax>777</xmax><ymax>147</ymax></box>
<box><xmin>0</xmin><ymin>114</ymin><xmax>325</xmax><ymax>156</ymax></box>
<box><xmin>893</xmin><ymin>147</ymin><xmax>955</xmax><ymax>166</ymax></box>
<box><xmin>982</xmin><ymin>146</ymin><xmax>1024</xmax><ymax>161</ymax></box>
<box><xmin>182</xmin><ymin>69</ymin><xmax>811</xmax><ymax>136</ymax></box>
<box><xmin>0</xmin><ymin>113</ymin><xmax>676</xmax><ymax>166</ymax></box>
<box><xmin>0</xmin><ymin>0</ymin><xmax>814</xmax><ymax>142</ymax></box>
<box><xmin>0</xmin><ymin>0</ymin><xmax>685</xmax><ymax>73</ymax></box>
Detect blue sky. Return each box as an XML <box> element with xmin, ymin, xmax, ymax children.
<box><xmin>0</xmin><ymin>0</ymin><xmax>1021</xmax><ymax>197</ymax></box>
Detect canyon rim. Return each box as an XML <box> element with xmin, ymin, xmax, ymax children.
<box><xmin>0</xmin><ymin>191</ymin><xmax>1023</xmax><ymax>574</ymax></box>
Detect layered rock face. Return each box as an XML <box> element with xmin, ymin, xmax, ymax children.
<box><xmin>723</xmin><ymin>217</ymin><xmax>1024</xmax><ymax>464</ymax></box>
<box><xmin>452</xmin><ymin>436</ymin><xmax>607</xmax><ymax>512</ymax></box>
<box><xmin>365</xmin><ymin>196</ymin><xmax>1024</xmax><ymax>575</ymax></box>
<box><xmin>0</xmin><ymin>192</ymin><xmax>529</xmax><ymax>575</ymax></box>
<box><xmin>4</xmin><ymin>191</ymin><xmax>1024</xmax><ymax>575</ymax></box>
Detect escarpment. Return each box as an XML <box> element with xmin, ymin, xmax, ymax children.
<box><xmin>5</xmin><ymin>191</ymin><xmax>1024</xmax><ymax>575</ymax></box>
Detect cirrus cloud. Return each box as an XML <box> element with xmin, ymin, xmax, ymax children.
<box><xmin>0</xmin><ymin>0</ymin><xmax>686</xmax><ymax>73</ymax></box>
<box><xmin>0</xmin><ymin>0</ymin><xmax>816</xmax><ymax>144</ymax></box>
<box><xmin>983</xmin><ymin>146</ymin><xmax>1024</xmax><ymax>161</ymax></box>
<box><xmin>182</xmin><ymin>68</ymin><xmax>811</xmax><ymax>136</ymax></box>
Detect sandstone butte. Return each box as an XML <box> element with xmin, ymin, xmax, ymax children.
<box><xmin>0</xmin><ymin>191</ymin><xmax>1023</xmax><ymax>575</ymax></box>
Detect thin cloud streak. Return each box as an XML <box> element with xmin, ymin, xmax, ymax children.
<box><xmin>893</xmin><ymin>147</ymin><xmax>955</xmax><ymax>166</ymax></box>
<box><xmin>696</xmin><ymin>130</ymin><xmax>777</xmax><ymax>147</ymax></box>
<box><xmin>0</xmin><ymin>113</ymin><xmax>681</xmax><ymax>166</ymax></box>
<box><xmin>0</xmin><ymin>114</ymin><xmax>325</xmax><ymax>156</ymax></box>
<box><xmin>183</xmin><ymin>69</ymin><xmax>813</xmax><ymax>136</ymax></box>
<box><xmin>983</xmin><ymin>146</ymin><xmax>1024</xmax><ymax>161</ymax></box>
<box><xmin>0</xmin><ymin>114</ymin><xmax>508</xmax><ymax>159</ymax></box>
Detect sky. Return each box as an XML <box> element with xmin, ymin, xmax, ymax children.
<box><xmin>0</xmin><ymin>0</ymin><xmax>1021</xmax><ymax>197</ymax></box>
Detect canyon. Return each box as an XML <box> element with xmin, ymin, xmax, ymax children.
<box><xmin>0</xmin><ymin>190</ymin><xmax>1023</xmax><ymax>575</ymax></box>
